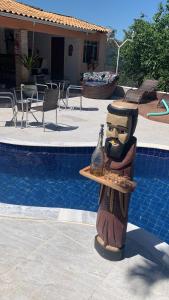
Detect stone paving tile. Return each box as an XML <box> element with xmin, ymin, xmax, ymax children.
<box><xmin>47</xmin><ymin>221</ymin><xmax>97</xmax><ymax>251</ymax></box>
<box><xmin>0</xmin><ymin>217</ymin><xmax>60</xmax><ymax>241</ymax></box>
<box><xmin>91</xmin><ymin>259</ymin><xmax>169</xmax><ymax>300</ymax></box>
<box><xmin>0</xmin><ymin>217</ymin><xmax>63</xmax><ymax>276</ymax></box>
<box><xmin>0</xmin><ymin>217</ymin><xmax>168</xmax><ymax>300</ymax></box>
<box><xmin>0</xmin><ymin>221</ymin><xmax>112</xmax><ymax>300</ymax></box>
<box><xmin>0</xmin><ymin>224</ymin><xmax>43</xmax><ymax>275</ymax></box>
<box><xmin>0</xmin><ymin>97</ymin><xmax>169</xmax><ymax>147</ymax></box>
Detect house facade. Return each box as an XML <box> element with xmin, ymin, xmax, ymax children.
<box><xmin>0</xmin><ymin>0</ymin><xmax>108</xmax><ymax>87</ymax></box>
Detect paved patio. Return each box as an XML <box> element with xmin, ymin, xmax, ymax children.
<box><xmin>0</xmin><ymin>96</ymin><xmax>169</xmax><ymax>149</ymax></box>
<box><xmin>0</xmin><ymin>96</ymin><xmax>169</xmax><ymax>299</ymax></box>
<box><xmin>0</xmin><ymin>210</ymin><xmax>168</xmax><ymax>300</ymax></box>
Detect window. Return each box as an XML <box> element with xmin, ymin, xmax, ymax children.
<box><xmin>83</xmin><ymin>40</ymin><xmax>99</xmax><ymax>64</ymax></box>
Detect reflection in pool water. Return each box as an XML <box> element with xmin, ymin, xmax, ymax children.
<box><xmin>0</xmin><ymin>145</ymin><xmax>168</xmax><ymax>244</ymax></box>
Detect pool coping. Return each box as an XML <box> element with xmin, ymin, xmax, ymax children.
<box><xmin>0</xmin><ymin>204</ymin><xmax>97</xmax><ymax>224</ymax></box>
<box><xmin>0</xmin><ymin>136</ymin><xmax>169</xmax><ymax>151</ymax></box>
<box><xmin>0</xmin><ymin>204</ymin><xmax>168</xmax><ymax>257</ymax></box>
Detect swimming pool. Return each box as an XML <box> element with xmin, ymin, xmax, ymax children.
<box><xmin>0</xmin><ymin>143</ymin><xmax>168</xmax><ymax>244</ymax></box>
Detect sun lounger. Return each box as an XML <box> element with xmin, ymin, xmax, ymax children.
<box><xmin>125</xmin><ymin>79</ymin><xmax>158</xmax><ymax>104</ymax></box>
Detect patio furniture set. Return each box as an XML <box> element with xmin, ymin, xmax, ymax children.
<box><xmin>0</xmin><ymin>75</ymin><xmax>163</xmax><ymax>130</ymax></box>
<box><xmin>0</xmin><ymin>71</ymin><xmax>120</xmax><ymax>130</ymax></box>
<box><xmin>0</xmin><ymin>81</ymin><xmax>84</xmax><ymax>131</ymax></box>
<box><xmin>123</xmin><ymin>79</ymin><xmax>169</xmax><ymax>118</ymax></box>
<box><xmin>82</xmin><ymin>71</ymin><xmax>119</xmax><ymax>99</ymax></box>
<box><xmin>124</xmin><ymin>79</ymin><xmax>159</xmax><ymax>104</ymax></box>
<box><xmin>0</xmin><ymin>85</ymin><xmax>58</xmax><ymax>130</ymax></box>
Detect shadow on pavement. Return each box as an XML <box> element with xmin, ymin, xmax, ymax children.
<box><xmin>125</xmin><ymin>228</ymin><xmax>169</xmax><ymax>297</ymax></box>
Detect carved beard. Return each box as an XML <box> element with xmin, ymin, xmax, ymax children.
<box><xmin>105</xmin><ymin>137</ymin><xmax>126</xmax><ymax>160</ymax></box>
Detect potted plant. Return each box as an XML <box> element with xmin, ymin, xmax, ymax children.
<box><xmin>19</xmin><ymin>54</ymin><xmax>40</xmax><ymax>98</ymax></box>
<box><xmin>20</xmin><ymin>54</ymin><xmax>39</xmax><ymax>83</ymax></box>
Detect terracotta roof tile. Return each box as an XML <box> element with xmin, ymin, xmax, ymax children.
<box><xmin>0</xmin><ymin>0</ymin><xmax>108</xmax><ymax>33</ymax></box>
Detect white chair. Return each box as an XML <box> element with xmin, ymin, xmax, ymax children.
<box><xmin>58</xmin><ymin>81</ymin><xmax>69</xmax><ymax>109</ymax></box>
<box><xmin>0</xmin><ymin>92</ymin><xmax>17</xmax><ymax>127</ymax></box>
<box><xmin>14</xmin><ymin>84</ymin><xmax>46</xmax><ymax>128</ymax></box>
<box><xmin>36</xmin><ymin>83</ymin><xmax>48</xmax><ymax>101</ymax></box>
<box><xmin>31</xmin><ymin>87</ymin><xmax>59</xmax><ymax>131</ymax></box>
<box><xmin>46</xmin><ymin>80</ymin><xmax>69</xmax><ymax>109</ymax></box>
<box><xmin>66</xmin><ymin>85</ymin><xmax>83</xmax><ymax>110</ymax></box>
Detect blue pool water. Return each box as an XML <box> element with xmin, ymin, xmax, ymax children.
<box><xmin>0</xmin><ymin>144</ymin><xmax>168</xmax><ymax>244</ymax></box>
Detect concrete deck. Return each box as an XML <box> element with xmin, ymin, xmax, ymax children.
<box><xmin>0</xmin><ymin>96</ymin><xmax>169</xmax><ymax>299</ymax></box>
<box><xmin>0</xmin><ymin>210</ymin><xmax>169</xmax><ymax>300</ymax></box>
<box><xmin>0</xmin><ymin>96</ymin><xmax>169</xmax><ymax>149</ymax></box>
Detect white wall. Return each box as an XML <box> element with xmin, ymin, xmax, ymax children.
<box><xmin>32</xmin><ymin>33</ymin><xmax>82</xmax><ymax>84</ymax></box>
<box><xmin>64</xmin><ymin>37</ymin><xmax>82</xmax><ymax>84</ymax></box>
<box><xmin>28</xmin><ymin>31</ymin><xmax>107</xmax><ymax>84</ymax></box>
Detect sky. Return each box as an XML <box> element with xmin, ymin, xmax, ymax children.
<box><xmin>22</xmin><ymin>0</ymin><xmax>166</xmax><ymax>40</ymax></box>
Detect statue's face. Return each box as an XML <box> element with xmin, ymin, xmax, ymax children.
<box><xmin>106</xmin><ymin>113</ymin><xmax>132</xmax><ymax>147</ymax></box>
<box><xmin>105</xmin><ymin>101</ymin><xmax>138</xmax><ymax>159</ymax></box>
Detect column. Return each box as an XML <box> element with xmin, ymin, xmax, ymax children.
<box><xmin>14</xmin><ymin>29</ymin><xmax>28</xmax><ymax>86</ymax></box>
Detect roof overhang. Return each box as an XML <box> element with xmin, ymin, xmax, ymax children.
<box><xmin>0</xmin><ymin>12</ymin><xmax>106</xmax><ymax>34</ymax></box>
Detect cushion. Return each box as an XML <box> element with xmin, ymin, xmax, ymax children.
<box><xmin>83</xmin><ymin>72</ymin><xmax>117</xmax><ymax>84</ymax></box>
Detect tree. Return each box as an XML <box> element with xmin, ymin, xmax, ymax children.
<box><xmin>119</xmin><ymin>0</ymin><xmax>169</xmax><ymax>91</ymax></box>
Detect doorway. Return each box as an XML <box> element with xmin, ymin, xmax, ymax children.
<box><xmin>51</xmin><ymin>37</ymin><xmax>64</xmax><ymax>80</ymax></box>
<box><xmin>0</xmin><ymin>29</ymin><xmax>16</xmax><ymax>87</ymax></box>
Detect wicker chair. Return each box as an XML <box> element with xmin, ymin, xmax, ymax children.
<box><xmin>31</xmin><ymin>88</ymin><xmax>59</xmax><ymax>131</ymax></box>
<box><xmin>125</xmin><ymin>79</ymin><xmax>158</xmax><ymax>104</ymax></box>
<box><xmin>82</xmin><ymin>72</ymin><xmax>119</xmax><ymax>99</ymax></box>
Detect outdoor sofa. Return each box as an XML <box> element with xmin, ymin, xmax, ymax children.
<box><xmin>82</xmin><ymin>71</ymin><xmax>119</xmax><ymax>99</ymax></box>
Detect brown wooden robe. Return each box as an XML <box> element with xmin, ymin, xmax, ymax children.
<box><xmin>96</xmin><ymin>138</ymin><xmax>137</xmax><ymax>249</ymax></box>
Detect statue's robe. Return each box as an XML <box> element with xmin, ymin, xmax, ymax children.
<box><xmin>96</xmin><ymin>137</ymin><xmax>137</xmax><ymax>249</ymax></box>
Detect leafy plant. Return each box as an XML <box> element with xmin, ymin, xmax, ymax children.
<box><xmin>19</xmin><ymin>54</ymin><xmax>39</xmax><ymax>71</ymax></box>
<box><xmin>118</xmin><ymin>0</ymin><xmax>169</xmax><ymax>91</ymax></box>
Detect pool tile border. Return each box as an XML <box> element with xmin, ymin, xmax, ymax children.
<box><xmin>0</xmin><ymin>142</ymin><xmax>168</xmax><ymax>246</ymax></box>
<box><xmin>0</xmin><ymin>142</ymin><xmax>169</xmax><ymax>158</ymax></box>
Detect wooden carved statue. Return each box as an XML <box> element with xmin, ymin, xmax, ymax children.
<box><xmin>95</xmin><ymin>101</ymin><xmax>138</xmax><ymax>260</ymax></box>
